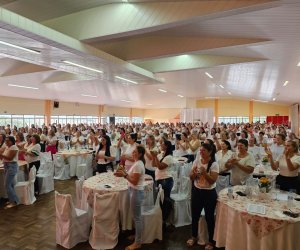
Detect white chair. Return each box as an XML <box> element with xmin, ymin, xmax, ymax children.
<box><xmin>15</xmin><ymin>166</ymin><xmax>36</xmax><ymax>205</ymax></box>
<box><xmin>216</xmin><ymin>174</ymin><xmax>230</xmax><ymax>194</ymax></box>
<box><xmin>53</xmin><ymin>154</ymin><xmax>70</xmax><ymax>180</ymax></box>
<box><xmin>38</xmin><ymin>152</ymin><xmax>52</xmax><ymax>174</ymax></box>
<box><xmin>55</xmin><ymin>191</ymin><xmax>90</xmax><ymax>249</ymax></box>
<box><xmin>36</xmin><ymin>161</ymin><xmax>54</xmax><ymax>194</ymax></box>
<box><xmin>89</xmin><ymin>192</ymin><xmax>119</xmax><ymax>250</ymax></box>
<box><xmin>170</xmin><ymin>170</ymin><xmax>179</xmax><ymax>194</ymax></box>
<box><xmin>76</xmin><ymin>154</ymin><xmax>93</xmax><ymax>179</ymax></box>
<box><xmin>170</xmin><ymin>176</ymin><xmax>192</xmax><ymax>227</ymax></box>
<box><xmin>179</xmin><ymin>162</ymin><xmax>193</xmax><ymax>177</ymax></box>
<box><xmin>75</xmin><ymin>176</ymin><xmax>85</xmax><ymax>210</ymax></box>
<box><xmin>141</xmin><ymin>185</ymin><xmax>164</xmax><ymax>244</ymax></box>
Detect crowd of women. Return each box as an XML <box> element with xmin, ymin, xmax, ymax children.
<box><xmin>1</xmin><ymin>121</ymin><xmax>300</xmax><ymax>250</ymax></box>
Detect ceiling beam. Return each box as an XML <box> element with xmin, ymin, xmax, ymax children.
<box><xmin>133</xmin><ymin>54</ymin><xmax>266</xmax><ymax>73</ymax></box>
<box><xmin>41</xmin><ymin>71</ymin><xmax>93</xmax><ymax>84</ymax></box>
<box><xmin>43</xmin><ymin>0</ymin><xmax>279</xmax><ymax>42</ymax></box>
<box><xmin>91</xmin><ymin>36</ymin><xmax>271</xmax><ymax>61</ymax></box>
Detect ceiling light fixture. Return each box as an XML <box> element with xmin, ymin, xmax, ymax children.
<box><xmin>283</xmin><ymin>81</ymin><xmax>289</xmax><ymax>87</ymax></box>
<box><xmin>228</xmin><ymin>92</ymin><xmax>232</xmax><ymax>95</ymax></box>
<box><xmin>177</xmin><ymin>94</ymin><xmax>184</xmax><ymax>98</ymax></box>
<box><xmin>219</xmin><ymin>84</ymin><xmax>224</xmax><ymax>89</ymax></box>
<box><xmin>122</xmin><ymin>0</ymin><xmax>129</xmax><ymax>2</ymax></box>
<box><xmin>62</xmin><ymin>60</ymin><xmax>103</xmax><ymax>73</ymax></box>
<box><xmin>121</xmin><ymin>99</ymin><xmax>132</xmax><ymax>103</ymax></box>
<box><xmin>205</xmin><ymin>97</ymin><xmax>218</xmax><ymax>99</ymax></box>
<box><xmin>8</xmin><ymin>84</ymin><xmax>39</xmax><ymax>90</ymax></box>
<box><xmin>115</xmin><ymin>76</ymin><xmax>138</xmax><ymax>84</ymax></box>
<box><xmin>81</xmin><ymin>94</ymin><xmax>97</xmax><ymax>98</ymax></box>
<box><xmin>252</xmin><ymin>99</ymin><xmax>268</xmax><ymax>103</ymax></box>
<box><xmin>158</xmin><ymin>89</ymin><xmax>167</xmax><ymax>93</ymax></box>
<box><xmin>0</xmin><ymin>41</ymin><xmax>40</xmax><ymax>54</ymax></box>
<box><xmin>205</xmin><ymin>72</ymin><xmax>213</xmax><ymax>79</ymax></box>
<box><xmin>272</xmin><ymin>98</ymin><xmax>276</xmax><ymax>101</ymax></box>
<box><xmin>297</xmin><ymin>62</ymin><xmax>300</xmax><ymax>66</ymax></box>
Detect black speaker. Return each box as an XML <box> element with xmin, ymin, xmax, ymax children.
<box><xmin>109</xmin><ymin>117</ymin><xmax>115</xmax><ymax>125</ymax></box>
<box><xmin>53</xmin><ymin>101</ymin><xmax>59</xmax><ymax>108</ymax></box>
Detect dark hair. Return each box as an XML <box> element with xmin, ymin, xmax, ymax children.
<box><xmin>160</xmin><ymin>139</ymin><xmax>173</xmax><ymax>162</ymax></box>
<box><xmin>6</xmin><ymin>136</ymin><xmax>16</xmax><ymax>145</ymax></box>
<box><xmin>0</xmin><ymin>133</ymin><xmax>6</xmax><ymax>147</ymax></box>
<box><xmin>98</xmin><ymin>135</ymin><xmax>111</xmax><ymax>161</ymax></box>
<box><xmin>223</xmin><ymin>140</ymin><xmax>232</xmax><ymax>150</ymax></box>
<box><xmin>136</xmin><ymin>145</ymin><xmax>146</xmax><ymax>165</ymax></box>
<box><xmin>277</xmin><ymin>133</ymin><xmax>286</xmax><ymax>141</ymax></box>
<box><xmin>287</xmin><ymin>140</ymin><xmax>298</xmax><ymax>153</ymax></box>
<box><xmin>241</xmin><ymin>130</ymin><xmax>248</xmax><ymax>139</ymax></box>
<box><xmin>201</xmin><ymin>143</ymin><xmax>216</xmax><ymax>172</ymax></box>
<box><xmin>32</xmin><ymin>134</ymin><xmax>41</xmax><ymax>144</ymax></box>
<box><xmin>129</xmin><ymin>133</ymin><xmax>137</xmax><ymax>142</ymax></box>
<box><xmin>16</xmin><ymin>132</ymin><xmax>24</xmax><ymax>142</ymax></box>
<box><xmin>238</xmin><ymin>139</ymin><xmax>248</xmax><ymax>148</ymax></box>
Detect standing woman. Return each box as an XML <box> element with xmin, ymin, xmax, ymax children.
<box><xmin>120</xmin><ymin>133</ymin><xmax>138</xmax><ymax>172</ymax></box>
<box><xmin>0</xmin><ymin>136</ymin><xmax>19</xmax><ymax>209</ymax></box>
<box><xmin>151</xmin><ymin>139</ymin><xmax>174</xmax><ymax>229</ymax></box>
<box><xmin>144</xmin><ymin>135</ymin><xmax>159</xmax><ymax>180</ymax></box>
<box><xmin>24</xmin><ymin>134</ymin><xmax>41</xmax><ymax>195</ymax></box>
<box><xmin>266</xmin><ymin>140</ymin><xmax>300</xmax><ymax>194</ymax></box>
<box><xmin>114</xmin><ymin>145</ymin><xmax>146</xmax><ymax>250</ymax></box>
<box><xmin>45</xmin><ymin>130</ymin><xmax>57</xmax><ymax>156</ymax></box>
<box><xmin>16</xmin><ymin>132</ymin><xmax>26</xmax><ymax>161</ymax></box>
<box><xmin>95</xmin><ymin>135</ymin><xmax>116</xmax><ymax>173</ymax></box>
<box><xmin>187</xmin><ymin>143</ymin><xmax>219</xmax><ymax>250</ymax></box>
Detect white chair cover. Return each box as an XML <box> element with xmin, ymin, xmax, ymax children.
<box><xmin>15</xmin><ymin>166</ymin><xmax>36</xmax><ymax>205</ymax></box>
<box><xmin>76</xmin><ymin>154</ymin><xmax>93</xmax><ymax>179</ymax></box>
<box><xmin>55</xmin><ymin>191</ymin><xmax>90</xmax><ymax>249</ymax></box>
<box><xmin>39</xmin><ymin>152</ymin><xmax>53</xmax><ymax>174</ymax></box>
<box><xmin>179</xmin><ymin>162</ymin><xmax>193</xmax><ymax>177</ymax></box>
<box><xmin>170</xmin><ymin>176</ymin><xmax>192</xmax><ymax>227</ymax></box>
<box><xmin>141</xmin><ymin>185</ymin><xmax>164</xmax><ymax>244</ymax></box>
<box><xmin>53</xmin><ymin>154</ymin><xmax>70</xmax><ymax>180</ymax></box>
<box><xmin>75</xmin><ymin>176</ymin><xmax>85</xmax><ymax>210</ymax></box>
<box><xmin>216</xmin><ymin>175</ymin><xmax>230</xmax><ymax>194</ymax></box>
<box><xmin>36</xmin><ymin>161</ymin><xmax>54</xmax><ymax>194</ymax></box>
<box><xmin>89</xmin><ymin>192</ymin><xmax>119</xmax><ymax>250</ymax></box>
<box><xmin>170</xmin><ymin>171</ymin><xmax>179</xmax><ymax>193</ymax></box>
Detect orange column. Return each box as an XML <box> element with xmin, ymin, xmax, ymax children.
<box><xmin>130</xmin><ymin>108</ymin><xmax>133</xmax><ymax>124</ymax></box>
<box><xmin>249</xmin><ymin>100</ymin><xmax>254</xmax><ymax>123</ymax></box>
<box><xmin>44</xmin><ymin>100</ymin><xmax>51</xmax><ymax>126</ymax></box>
<box><xmin>214</xmin><ymin>99</ymin><xmax>219</xmax><ymax>124</ymax></box>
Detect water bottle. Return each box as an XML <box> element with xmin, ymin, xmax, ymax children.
<box><xmin>287</xmin><ymin>191</ymin><xmax>294</xmax><ymax>208</ymax></box>
<box><xmin>228</xmin><ymin>187</ymin><xmax>233</xmax><ymax>200</ymax></box>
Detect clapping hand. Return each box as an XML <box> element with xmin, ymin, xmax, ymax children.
<box><xmin>114</xmin><ymin>169</ymin><xmax>126</xmax><ymax>177</ymax></box>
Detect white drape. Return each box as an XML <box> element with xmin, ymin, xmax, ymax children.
<box><xmin>289</xmin><ymin>104</ymin><xmax>299</xmax><ymax>136</ymax></box>
<box><xmin>180</xmin><ymin>108</ymin><xmax>214</xmax><ymax>125</ymax></box>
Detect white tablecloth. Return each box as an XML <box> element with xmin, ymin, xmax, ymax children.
<box><xmin>214</xmin><ymin>186</ymin><xmax>300</xmax><ymax>250</ymax></box>
<box><xmin>253</xmin><ymin>164</ymin><xmax>279</xmax><ymax>177</ymax></box>
<box><xmin>82</xmin><ymin>172</ymin><xmax>154</xmax><ymax>230</ymax></box>
<box><xmin>56</xmin><ymin>150</ymin><xmax>93</xmax><ymax>177</ymax></box>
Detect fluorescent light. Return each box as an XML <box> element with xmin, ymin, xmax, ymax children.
<box><xmin>283</xmin><ymin>81</ymin><xmax>289</xmax><ymax>87</ymax></box>
<box><xmin>177</xmin><ymin>94</ymin><xmax>184</xmax><ymax>98</ymax></box>
<box><xmin>81</xmin><ymin>94</ymin><xmax>97</xmax><ymax>98</ymax></box>
<box><xmin>228</xmin><ymin>92</ymin><xmax>232</xmax><ymax>95</ymax></box>
<box><xmin>121</xmin><ymin>99</ymin><xmax>132</xmax><ymax>103</ymax></box>
<box><xmin>297</xmin><ymin>62</ymin><xmax>300</xmax><ymax>66</ymax></box>
<box><xmin>158</xmin><ymin>89</ymin><xmax>167</xmax><ymax>93</ymax></box>
<box><xmin>115</xmin><ymin>76</ymin><xmax>138</xmax><ymax>84</ymax></box>
<box><xmin>0</xmin><ymin>41</ymin><xmax>40</xmax><ymax>54</ymax></box>
<box><xmin>205</xmin><ymin>97</ymin><xmax>217</xmax><ymax>99</ymax></box>
<box><xmin>253</xmin><ymin>99</ymin><xmax>268</xmax><ymax>103</ymax></box>
<box><xmin>122</xmin><ymin>0</ymin><xmax>128</xmax><ymax>2</ymax></box>
<box><xmin>272</xmin><ymin>98</ymin><xmax>276</xmax><ymax>101</ymax></box>
<box><xmin>62</xmin><ymin>60</ymin><xmax>103</xmax><ymax>73</ymax></box>
<box><xmin>219</xmin><ymin>84</ymin><xmax>224</xmax><ymax>89</ymax></box>
<box><xmin>205</xmin><ymin>72</ymin><xmax>213</xmax><ymax>79</ymax></box>
<box><xmin>8</xmin><ymin>84</ymin><xmax>39</xmax><ymax>90</ymax></box>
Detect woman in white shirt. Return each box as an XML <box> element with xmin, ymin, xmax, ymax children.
<box><xmin>187</xmin><ymin>143</ymin><xmax>219</xmax><ymax>250</ymax></box>
<box><xmin>267</xmin><ymin>140</ymin><xmax>300</xmax><ymax>194</ymax></box>
<box><xmin>151</xmin><ymin>139</ymin><xmax>174</xmax><ymax>229</ymax></box>
<box><xmin>70</xmin><ymin>131</ymin><xmax>84</xmax><ymax>149</ymax></box>
<box><xmin>225</xmin><ymin>139</ymin><xmax>255</xmax><ymax>186</ymax></box>
<box><xmin>216</xmin><ymin>140</ymin><xmax>232</xmax><ymax>174</ymax></box>
<box><xmin>45</xmin><ymin>130</ymin><xmax>57</xmax><ymax>155</ymax></box>
<box><xmin>0</xmin><ymin>136</ymin><xmax>19</xmax><ymax>208</ymax></box>
<box><xmin>114</xmin><ymin>145</ymin><xmax>145</xmax><ymax>250</ymax></box>
<box><xmin>120</xmin><ymin>133</ymin><xmax>137</xmax><ymax>172</ymax></box>
<box><xmin>144</xmin><ymin>135</ymin><xmax>159</xmax><ymax>180</ymax></box>
<box><xmin>95</xmin><ymin>135</ymin><xmax>116</xmax><ymax>173</ymax></box>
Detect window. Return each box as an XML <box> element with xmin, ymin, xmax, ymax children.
<box><xmin>0</xmin><ymin>115</ymin><xmax>45</xmax><ymax>128</ymax></box>
<box><xmin>218</xmin><ymin>116</ymin><xmax>249</xmax><ymax>124</ymax></box>
<box><xmin>253</xmin><ymin>116</ymin><xmax>266</xmax><ymax>123</ymax></box>
<box><xmin>132</xmin><ymin>117</ymin><xmax>143</xmax><ymax>123</ymax></box>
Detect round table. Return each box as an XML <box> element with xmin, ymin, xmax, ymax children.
<box><xmin>82</xmin><ymin>172</ymin><xmax>154</xmax><ymax>230</ymax></box>
<box><xmin>214</xmin><ymin>186</ymin><xmax>300</xmax><ymax>250</ymax></box>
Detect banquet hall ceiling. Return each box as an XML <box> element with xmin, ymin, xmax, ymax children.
<box><xmin>0</xmin><ymin>0</ymin><xmax>299</xmax><ymax>109</ymax></box>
